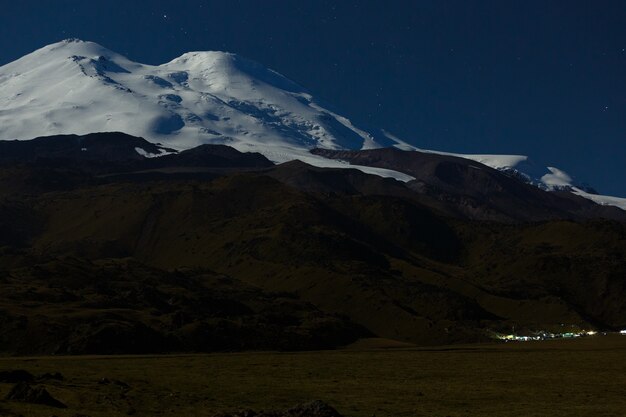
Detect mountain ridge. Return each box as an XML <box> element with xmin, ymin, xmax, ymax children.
<box><xmin>0</xmin><ymin>135</ymin><xmax>625</xmax><ymax>353</ymax></box>
<box><xmin>1</xmin><ymin>132</ymin><xmax>623</xmax><ymax>223</ymax></box>
<box><xmin>1</xmin><ymin>39</ymin><xmax>624</xmax><ymax>209</ymax></box>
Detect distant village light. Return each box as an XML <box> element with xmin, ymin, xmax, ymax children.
<box><xmin>493</xmin><ymin>329</ymin><xmax>604</xmax><ymax>342</ymax></box>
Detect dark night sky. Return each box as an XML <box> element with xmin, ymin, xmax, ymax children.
<box><xmin>1</xmin><ymin>0</ymin><xmax>625</xmax><ymax>195</ymax></box>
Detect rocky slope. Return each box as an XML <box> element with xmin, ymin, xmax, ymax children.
<box><xmin>0</xmin><ymin>133</ymin><xmax>624</xmax><ymax>354</ymax></box>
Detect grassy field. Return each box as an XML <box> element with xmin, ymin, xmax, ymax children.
<box><xmin>1</xmin><ymin>336</ymin><xmax>625</xmax><ymax>417</ymax></box>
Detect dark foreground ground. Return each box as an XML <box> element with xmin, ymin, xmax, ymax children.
<box><xmin>0</xmin><ymin>336</ymin><xmax>625</xmax><ymax>417</ymax></box>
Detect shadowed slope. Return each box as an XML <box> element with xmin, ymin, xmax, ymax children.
<box><xmin>0</xmin><ymin>134</ymin><xmax>624</xmax><ymax>352</ymax></box>
<box><xmin>311</xmin><ymin>148</ymin><xmax>626</xmax><ymax>222</ymax></box>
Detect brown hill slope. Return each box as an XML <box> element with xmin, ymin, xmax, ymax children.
<box><xmin>1</xmin><ymin>168</ymin><xmax>624</xmax><ymax>351</ymax></box>
<box><xmin>0</xmin><ymin>134</ymin><xmax>624</xmax><ymax>353</ymax></box>
<box><xmin>0</xmin><ymin>256</ymin><xmax>366</xmax><ymax>355</ymax></box>
<box><xmin>311</xmin><ymin>148</ymin><xmax>626</xmax><ymax>222</ymax></box>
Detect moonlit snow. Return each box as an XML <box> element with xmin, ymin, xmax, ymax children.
<box><xmin>0</xmin><ymin>39</ymin><xmax>624</xmax><ymax>209</ymax></box>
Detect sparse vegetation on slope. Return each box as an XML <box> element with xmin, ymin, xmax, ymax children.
<box><xmin>0</xmin><ymin>133</ymin><xmax>624</xmax><ymax>353</ymax></box>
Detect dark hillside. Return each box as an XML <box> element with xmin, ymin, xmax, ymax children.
<box><xmin>0</xmin><ymin>134</ymin><xmax>624</xmax><ymax>354</ymax></box>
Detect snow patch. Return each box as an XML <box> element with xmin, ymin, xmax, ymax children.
<box><xmin>541</xmin><ymin>167</ymin><xmax>574</xmax><ymax>190</ymax></box>
<box><xmin>571</xmin><ymin>188</ymin><xmax>626</xmax><ymax>211</ymax></box>
<box><xmin>135</xmin><ymin>147</ymin><xmax>172</xmax><ymax>158</ymax></box>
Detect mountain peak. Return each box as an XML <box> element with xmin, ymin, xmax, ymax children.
<box><xmin>169</xmin><ymin>50</ymin><xmax>238</xmax><ymax>63</ymax></box>
<box><xmin>61</xmin><ymin>37</ymin><xmax>88</xmax><ymax>44</ymax></box>
<box><xmin>164</xmin><ymin>50</ymin><xmax>305</xmax><ymax>94</ymax></box>
<box><xmin>45</xmin><ymin>38</ymin><xmax>117</xmax><ymax>56</ymax></box>
<box><xmin>3</xmin><ymin>39</ymin><xmax>133</xmax><ymax>76</ymax></box>
<box><xmin>0</xmin><ymin>40</ymin><xmax>402</xmax><ymax>167</ymax></box>
<box><xmin>0</xmin><ymin>40</ymin><xmax>624</xmax><ymax>209</ymax></box>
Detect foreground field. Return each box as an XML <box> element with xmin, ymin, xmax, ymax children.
<box><xmin>1</xmin><ymin>336</ymin><xmax>625</xmax><ymax>417</ymax></box>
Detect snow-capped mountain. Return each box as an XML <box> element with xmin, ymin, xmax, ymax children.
<box><xmin>0</xmin><ymin>39</ymin><xmax>414</xmax><ymax>182</ymax></box>
<box><xmin>0</xmin><ymin>39</ymin><xmax>624</xmax><ymax>209</ymax></box>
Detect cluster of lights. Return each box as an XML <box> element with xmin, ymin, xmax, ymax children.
<box><xmin>494</xmin><ymin>329</ymin><xmax>599</xmax><ymax>342</ymax></box>
<box><xmin>497</xmin><ymin>334</ymin><xmax>541</xmax><ymax>342</ymax></box>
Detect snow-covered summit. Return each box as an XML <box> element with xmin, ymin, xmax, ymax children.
<box><xmin>0</xmin><ymin>40</ymin><xmax>624</xmax><ymax>209</ymax></box>
<box><xmin>0</xmin><ymin>39</ymin><xmax>417</xmax><ymax>181</ymax></box>
<box><xmin>0</xmin><ymin>38</ymin><xmax>397</xmax><ymax>153</ymax></box>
